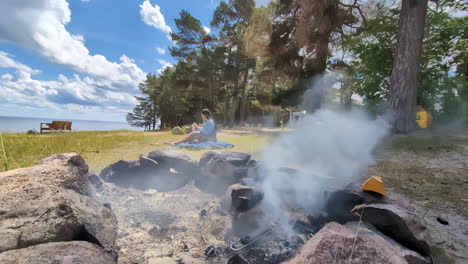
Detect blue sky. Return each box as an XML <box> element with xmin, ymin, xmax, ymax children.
<box><xmin>0</xmin><ymin>0</ymin><xmax>270</xmax><ymax>122</ymax></box>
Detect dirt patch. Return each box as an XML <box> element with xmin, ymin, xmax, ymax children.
<box><xmin>370</xmin><ymin>149</ymin><xmax>468</xmax><ymax>263</ymax></box>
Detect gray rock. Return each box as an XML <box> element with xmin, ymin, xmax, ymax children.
<box><xmin>285</xmin><ymin>222</ymin><xmax>409</xmax><ymax>264</ymax></box>
<box><xmin>196</xmin><ymin>152</ymin><xmax>251</xmax><ymax>195</ymax></box>
<box><xmin>0</xmin><ymin>241</ymin><xmax>116</xmax><ymax>264</ymax></box>
<box><xmin>220</xmin><ymin>184</ymin><xmax>263</xmax><ymax>214</ymax></box>
<box><xmin>2</xmin><ymin>152</ymin><xmax>93</xmax><ymax>196</ymax></box>
<box><xmin>0</xmin><ymin>154</ymin><xmax>118</xmax><ymax>256</ymax></box>
<box><xmin>231</xmin><ymin>207</ymin><xmax>270</xmax><ymax>236</ymax></box>
<box><xmin>100</xmin><ymin>157</ymin><xmax>159</xmax><ymax>189</ymax></box>
<box><xmin>172</xmin><ymin>126</ymin><xmax>183</xmax><ymax>135</ymax></box>
<box><xmin>27</xmin><ymin>129</ymin><xmax>38</xmax><ymax>134</ymax></box>
<box><xmin>199</xmin><ymin>151</ymin><xmax>251</xmax><ymax>167</ymax></box>
<box><xmin>99</xmin><ymin>160</ymin><xmax>139</xmax><ymax>182</ymax></box>
<box><xmin>2</xmin><ymin>153</ymin><xmax>92</xmax><ymax>196</ymax></box>
<box><xmin>144</xmin><ymin>151</ymin><xmax>195</xmax><ymax>191</ymax></box>
<box><xmin>148</xmin><ymin>149</ymin><xmax>198</xmax><ymax>176</ymax></box>
<box><xmin>324</xmin><ymin>182</ymin><xmax>385</xmax><ymax>222</ymax></box>
<box><xmin>39</xmin><ymin>153</ymin><xmax>89</xmax><ymax>175</ymax></box>
<box><xmin>345</xmin><ymin>221</ymin><xmax>431</xmax><ymax>264</ymax></box>
<box><xmin>88</xmin><ymin>173</ymin><xmax>104</xmax><ymax>190</ymax></box>
<box><xmin>0</xmin><ymin>186</ymin><xmax>117</xmax><ymax>255</ymax></box>
<box><xmin>139</xmin><ymin>154</ymin><xmax>159</xmax><ymax>167</ymax></box>
<box><xmin>358</xmin><ymin>203</ymin><xmax>432</xmax><ymax>256</ymax></box>
<box><xmin>100</xmin><ymin>154</ymin><xmax>192</xmax><ymax>191</ymax></box>
<box><xmin>325</xmin><ymin>182</ymin><xmax>417</xmax><ymax>223</ymax></box>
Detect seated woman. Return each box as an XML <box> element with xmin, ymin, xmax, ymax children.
<box><xmin>168</xmin><ymin>109</ymin><xmax>217</xmax><ymax>146</ymax></box>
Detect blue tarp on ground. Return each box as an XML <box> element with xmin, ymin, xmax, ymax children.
<box><xmin>175</xmin><ymin>141</ymin><xmax>234</xmax><ymax>150</ymax></box>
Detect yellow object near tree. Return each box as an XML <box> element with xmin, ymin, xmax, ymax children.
<box><xmin>416</xmin><ymin>106</ymin><xmax>433</xmax><ymax>129</ymax></box>
<box><xmin>361</xmin><ymin>176</ymin><xmax>387</xmax><ymax>196</ymax></box>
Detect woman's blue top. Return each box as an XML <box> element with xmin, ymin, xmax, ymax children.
<box><xmin>199</xmin><ymin>119</ymin><xmax>216</xmax><ymax>138</ymax></box>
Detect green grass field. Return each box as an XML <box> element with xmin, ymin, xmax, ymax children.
<box><xmin>0</xmin><ymin>130</ymin><xmax>273</xmax><ymax>173</ymax></box>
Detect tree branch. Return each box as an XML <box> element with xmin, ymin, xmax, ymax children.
<box><xmin>338</xmin><ymin>1</ymin><xmax>368</xmax><ymax>26</ymax></box>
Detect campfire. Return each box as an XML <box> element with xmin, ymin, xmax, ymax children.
<box><xmin>94</xmin><ymin>148</ymin><xmax>433</xmax><ymax>264</ymax></box>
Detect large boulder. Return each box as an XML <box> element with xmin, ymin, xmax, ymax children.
<box><xmin>0</xmin><ymin>241</ymin><xmax>116</xmax><ymax>264</ymax></box>
<box><xmin>220</xmin><ymin>184</ymin><xmax>264</xmax><ymax>214</ymax></box>
<box><xmin>196</xmin><ymin>151</ymin><xmax>251</xmax><ymax>195</ymax></box>
<box><xmin>0</xmin><ymin>152</ymin><xmax>93</xmax><ymax>196</ymax></box>
<box><xmin>99</xmin><ymin>160</ymin><xmax>140</xmax><ymax>182</ymax></box>
<box><xmin>147</xmin><ymin>149</ymin><xmax>198</xmax><ymax>177</ymax></box>
<box><xmin>138</xmin><ymin>155</ymin><xmax>192</xmax><ymax>191</ymax></box>
<box><xmin>99</xmin><ymin>153</ymin><xmax>193</xmax><ymax>191</ymax></box>
<box><xmin>231</xmin><ymin>207</ymin><xmax>273</xmax><ymax>237</ymax></box>
<box><xmin>324</xmin><ymin>182</ymin><xmax>385</xmax><ymax>222</ymax></box>
<box><xmin>100</xmin><ymin>159</ymin><xmax>155</xmax><ymax>189</ymax></box>
<box><xmin>324</xmin><ymin>182</ymin><xmax>417</xmax><ymax>222</ymax></box>
<box><xmin>357</xmin><ymin>204</ymin><xmax>432</xmax><ymax>256</ymax></box>
<box><xmin>285</xmin><ymin>222</ymin><xmax>410</xmax><ymax>264</ymax></box>
<box><xmin>39</xmin><ymin>153</ymin><xmax>89</xmax><ymax>175</ymax></box>
<box><xmin>344</xmin><ymin>221</ymin><xmax>431</xmax><ymax>264</ymax></box>
<box><xmin>0</xmin><ymin>154</ymin><xmax>118</xmax><ymax>257</ymax></box>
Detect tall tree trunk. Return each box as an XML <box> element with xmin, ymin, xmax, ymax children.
<box><xmin>387</xmin><ymin>0</ymin><xmax>428</xmax><ymax>133</ymax></box>
<box><xmin>229</xmin><ymin>97</ymin><xmax>239</xmax><ymax>127</ymax></box>
<box><xmin>340</xmin><ymin>79</ymin><xmax>352</xmax><ymax>111</ymax></box>
<box><xmin>239</xmin><ymin>68</ymin><xmax>249</xmax><ymax>125</ymax></box>
<box><xmin>232</xmin><ymin>47</ymin><xmax>241</xmax><ymax>126</ymax></box>
<box><xmin>224</xmin><ymin>93</ymin><xmax>229</xmax><ymax>125</ymax></box>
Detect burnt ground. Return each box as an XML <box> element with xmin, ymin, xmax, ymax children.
<box><xmin>95</xmin><ymin>184</ymin><xmax>233</xmax><ymax>264</ymax></box>
<box><xmin>93</xmin><ymin>132</ymin><xmax>468</xmax><ymax>264</ymax></box>
<box><xmin>94</xmin><ymin>182</ymin><xmax>310</xmax><ymax>264</ymax></box>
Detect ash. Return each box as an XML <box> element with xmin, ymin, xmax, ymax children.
<box><xmin>95</xmin><ymin>184</ymin><xmax>233</xmax><ymax>264</ymax></box>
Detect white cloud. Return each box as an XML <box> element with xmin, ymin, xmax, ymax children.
<box><xmin>156</xmin><ymin>59</ymin><xmax>172</xmax><ymax>74</ymax></box>
<box><xmin>0</xmin><ymin>54</ymin><xmax>142</xmax><ymax>121</ymax></box>
<box><xmin>0</xmin><ymin>69</ymin><xmax>139</xmax><ymax>116</ymax></box>
<box><xmin>156</xmin><ymin>47</ymin><xmax>166</xmax><ymax>55</ymax></box>
<box><xmin>203</xmin><ymin>26</ymin><xmax>211</xmax><ymax>34</ymax></box>
<box><xmin>140</xmin><ymin>0</ymin><xmax>172</xmax><ymax>35</ymax></box>
<box><xmin>0</xmin><ymin>51</ymin><xmax>40</xmax><ymax>74</ymax></box>
<box><xmin>0</xmin><ymin>0</ymin><xmax>145</xmax><ymax>91</ymax></box>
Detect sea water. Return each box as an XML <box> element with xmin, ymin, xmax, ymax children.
<box><xmin>0</xmin><ymin>116</ymin><xmax>142</xmax><ymax>133</ymax></box>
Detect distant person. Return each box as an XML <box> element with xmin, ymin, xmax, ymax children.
<box><xmin>167</xmin><ymin>109</ymin><xmax>217</xmax><ymax>145</ymax></box>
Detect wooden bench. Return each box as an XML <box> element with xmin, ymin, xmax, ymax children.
<box><xmin>40</xmin><ymin>121</ymin><xmax>72</xmax><ymax>134</ymax></box>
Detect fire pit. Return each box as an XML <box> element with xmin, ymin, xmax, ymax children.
<box><xmin>92</xmin><ymin>148</ymin><xmax>433</xmax><ymax>264</ymax></box>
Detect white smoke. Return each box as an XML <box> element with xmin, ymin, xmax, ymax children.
<box><xmin>256</xmin><ymin>75</ymin><xmax>389</xmax><ymax>230</ymax></box>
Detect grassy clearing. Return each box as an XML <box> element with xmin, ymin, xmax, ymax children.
<box><xmin>371</xmin><ymin>132</ymin><xmax>468</xmax><ymax>217</ymax></box>
<box><xmin>2</xmin><ymin>129</ymin><xmax>466</xmax><ymax>216</ymax></box>
<box><xmin>378</xmin><ymin>134</ymin><xmax>468</xmax><ymax>153</ymax></box>
<box><xmin>369</xmin><ymin>161</ymin><xmax>468</xmax><ymax>217</ymax></box>
<box><xmin>0</xmin><ymin>130</ymin><xmax>272</xmax><ymax>173</ymax></box>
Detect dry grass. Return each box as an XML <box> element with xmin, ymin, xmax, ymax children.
<box><xmin>0</xmin><ymin>130</ymin><xmax>273</xmax><ymax>173</ymax></box>
<box><xmin>368</xmin><ymin>160</ymin><xmax>468</xmax><ymax>217</ymax></box>
<box><xmin>378</xmin><ymin>134</ymin><xmax>468</xmax><ymax>153</ymax></box>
